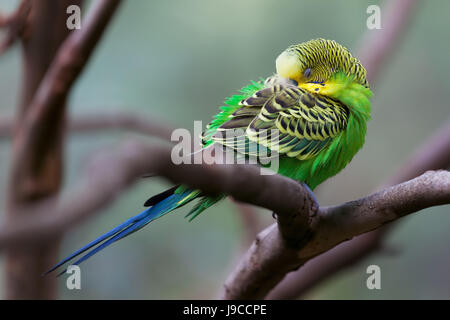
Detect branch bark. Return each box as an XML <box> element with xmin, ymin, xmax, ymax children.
<box><xmin>4</xmin><ymin>0</ymin><xmax>121</xmax><ymax>299</ymax></box>
<box><xmin>0</xmin><ymin>142</ymin><xmax>447</xmax><ymax>265</ymax></box>
<box><xmin>221</xmin><ymin>170</ymin><xmax>449</xmax><ymax>299</ymax></box>
<box><xmin>4</xmin><ymin>0</ymin><xmax>82</xmax><ymax>300</ymax></box>
<box><xmin>0</xmin><ymin>142</ymin><xmax>314</xmax><ymax>249</ymax></box>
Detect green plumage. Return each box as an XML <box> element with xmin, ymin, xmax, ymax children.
<box><xmin>183</xmin><ymin>39</ymin><xmax>372</xmax><ymax>219</ymax></box>
<box><xmin>202</xmin><ymin>72</ymin><xmax>371</xmax><ymax>190</ymax></box>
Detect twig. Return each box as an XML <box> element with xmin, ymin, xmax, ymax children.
<box><xmin>0</xmin><ymin>0</ymin><xmax>31</xmax><ymax>54</ymax></box>
<box><xmin>0</xmin><ymin>112</ymin><xmax>175</xmax><ymax>140</ymax></box>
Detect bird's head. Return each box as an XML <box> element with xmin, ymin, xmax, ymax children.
<box><xmin>276</xmin><ymin>38</ymin><xmax>369</xmax><ymax>90</ymax></box>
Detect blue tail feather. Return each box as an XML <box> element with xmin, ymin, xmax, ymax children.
<box><xmin>56</xmin><ymin>217</ymin><xmax>150</xmax><ymax>277</ymax></box>
<box><xmin>44</xmin><ymin>190</ymin><xmax>195</xmax><ymax>276</ymax></box>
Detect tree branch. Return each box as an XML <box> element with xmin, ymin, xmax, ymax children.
<box><xmin>4</xmin><ymin>0</ymin><xmax>121</xmax><ymax>299</ymax></box>
<box><xmin>0</xmin><ymin>111</ymin><xmax>175</xmax><ymax>140</ymax></box>
<box><xmin>0</xmin><ymin>141</ymin><xmax>314</xmax><ymax>249</ymax></box>
<box><xmin>10</xmin><ymin>0</ymin><xmax>122</xmax><ymax>198</ymax></box>
<box><xmin>4</xmin><ymin>0</ymin><xmax>83</xmax><ymax>300</ymax></box>
<box><xmin>267</xmin><ymin>119</ymin><xmax>450</xmax><ymax>299</ymax></box>
<box><xmin>0</xmin><ymin>142</ymin><xmax>447</xmax><ymax>266</ymax></box>
<box><xmin>221</xmin><ymin>170</ymin><xmax>449</xmax><ymax>299</ymax></box>
<box><xmin>0</xmin><ymin>0</ymin><xmax>31</xmax><ymax>54</ymax></box>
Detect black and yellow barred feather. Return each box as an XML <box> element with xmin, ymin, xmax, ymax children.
<box><xmin>212</xmin><ymin>77</ymin><xmax>350</xmax><ymax>160</ymax></box>
<box><xmin>285</xmin><ymin>38</ymin><xmax>369</xmax><ymax>87</ymax></box>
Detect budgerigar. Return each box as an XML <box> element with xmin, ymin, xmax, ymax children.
<box><xmin>46</xmin><ymin>38</ymin><xmax>372</xmax><ymax>275</ymax></box>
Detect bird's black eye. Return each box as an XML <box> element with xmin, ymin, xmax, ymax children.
<box><xmin>303</xmin><ymin>68</ymin><xmax>312</xmax><ymax>78</ymax></box>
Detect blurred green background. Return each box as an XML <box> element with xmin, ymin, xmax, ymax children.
<box><xmin>0</xmin><ymin>0</ymin><xmax>449</xmax><ymax>299</ymax></box>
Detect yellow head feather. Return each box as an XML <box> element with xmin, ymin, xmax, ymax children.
<box><xmin>275</xmin><ymin>38</ymin><xmax>369</xmax><ymax>89</ymax></box>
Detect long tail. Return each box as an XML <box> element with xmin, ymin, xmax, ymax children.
<box><xmin>44</xmin><ymin>186</ymin><xmax>222</xmax><ymax>276</ymax></box>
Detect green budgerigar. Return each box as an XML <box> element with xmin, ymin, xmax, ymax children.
<box><xmin>46</xmin><ymin>38</ymin><xmax>372</xmax><ymax>274</ymax></box>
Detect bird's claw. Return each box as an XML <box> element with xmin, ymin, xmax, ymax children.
<box><xmin>301</xmin><ymin>182</ymin><xmax>319</xmax><ymax>216</ymax></box>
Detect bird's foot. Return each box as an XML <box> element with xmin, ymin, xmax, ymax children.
<box><xmin>301</xmin><ymin>182</ymin><xmax>319</xmax><ymax>216</ymax></box>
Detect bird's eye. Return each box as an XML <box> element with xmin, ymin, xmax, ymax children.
<box><xmin>303</xmin><ymin>68</ymin><xmax>312</xmax><ymax>78</ymax></box>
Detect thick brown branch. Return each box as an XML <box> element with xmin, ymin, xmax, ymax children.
<box><xmin>10</xmin><ymin>0</ymin><xmax>122</xmax><ymax>199</ymax></box>
<box><xmin>222</xmin><ymin>170</ymin><xmax>450</xmax><ymax>299</ymax></box>
<box><xmin>5</xmin><ymin>0</ymin><xmax>121</xmax><ymax>299</ymax></box>
<box><xmin>0</xmin><ymin>141</ymin><xmax>313</xmax><ymax>249</ymax></box>
<box><xmin>0</xmin><ymin>143</ymin><xmax>447</xmax><ymax>263</ymax></box>
<box><xmin>5</xmin><ymin>0</ymin><xmax>83</xmax><ymax>300</ymax></box>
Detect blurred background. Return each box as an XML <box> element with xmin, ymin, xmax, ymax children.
<box><xmin>0</xmin><ymin>0</ymin><xmax>449</xmax><ymax>299</ymax></box>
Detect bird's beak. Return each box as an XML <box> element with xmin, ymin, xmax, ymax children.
<box><xmin>299</xmin><ymin>82</ymin><xmax>324</xmax><ymax>93</ymax></box>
